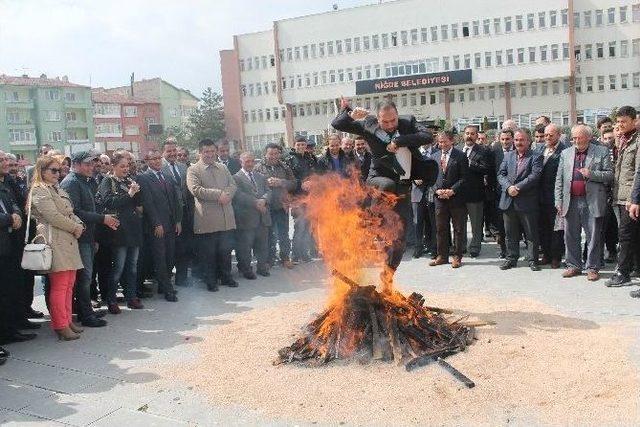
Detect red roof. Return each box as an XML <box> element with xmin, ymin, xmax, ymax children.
<box><xmin>91</xmin><ymin>89</ymin><xmax>158</xmax><ymax>105</ymax></box>
<box><xmin>0</xmin><ymin>74</ymin><xmax>88</xmax><ymax>88</ymax></box>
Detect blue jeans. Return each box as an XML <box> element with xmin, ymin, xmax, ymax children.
<box><xmin>75</xmin><ymin>242</ymin><xmax>95</xmax><ymax>320</ymax></box>
<box><xmin>108</xmin><ymin>246</ymin><xmax>139</xmax><ymax>304</ymax></box>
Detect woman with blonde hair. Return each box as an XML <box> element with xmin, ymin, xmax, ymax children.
<box><xmin>29</xmin><ymin>155</ymin><xmax>85</xmax><ymax>340</ymax></box>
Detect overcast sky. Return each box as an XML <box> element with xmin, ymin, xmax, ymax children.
<box><xmin>0</xmin><ymin>0</ymin><xmax>374</xmax><ymax>97</ymax></box>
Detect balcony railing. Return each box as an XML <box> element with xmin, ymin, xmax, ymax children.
<box><xmin>66</xmin><ymin>120</ymin><xmax>88</xmax><ymax>128</ymax></box>
<box><xmin>67</xmin><ymin>139</ymin><xmax>90</xmax><ymax>144</ymax></box>
<box><xmin>9</xmin><ymin>139</ymin><xmax>37</xmax><ymax>146</ymax></box>
<box><xmin>5</xmin><ymin>100</ymin><xmax>34</xmax><ymax>108</ymax></box>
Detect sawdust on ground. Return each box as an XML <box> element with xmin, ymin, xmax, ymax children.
<box><xmin>169</xmin><ymin>293</ymin><xmax>639</xmax><ymax>426</ymax></box>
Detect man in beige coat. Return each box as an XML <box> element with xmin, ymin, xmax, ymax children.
<box><xmin>187</xmin><ymin>139</ymin><xmax>238</xmax><ymax>291</ymax></box>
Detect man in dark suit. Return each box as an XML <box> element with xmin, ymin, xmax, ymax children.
<box><xmin>460</xmin><ymin>125</ymin><xmax>491</xmax><ymax>257</ymax></box>
<box><xmin>217</xmin><ymin>140</ymin><xmax>241</xmax><ymax>175</ymax></box>
<box><xmin>490</xmin><ymin>129</ymin><xmax>515</xmax><ymax>258</ymax></box>
<box><xmin>139</xmin><ymin>149</ymin><xmax>182</xmax><ymax>302</ymax></box>
<box><xmin>429</xmin><ymin>131</ymin><xmax>468</xmax><ymax>268</ymax></box>
<box><xmin>233</xmin><ymin>152</ymin><xmax>272</xmax><ymax>279</ymax></box>
<box><xmin>411</xmin><ymin>141</ymin><xmax>440</xmax><ymax>258</ymax></box>
<box><xmin>536</xmin><ymin>124</ymin><xmax>567</xmax><ymax>269</ymax></box>
<box><xmin>162</xmin><ymin>140</ymin><xmax>193</xmax><ymax>287</ymax></box>
<box><xmin>353</xmin><ymin>136</ymin><xmax>372</xmax><ymax>182</ymax></box>
<box><xmin>317</xmin><ymin>134</ymin><xmax>352</xmax><ymax>177</ymax></box>
<box><xmin>628</xmin><ymin>165</ymin><xmax>640</xmax><ymax>298</ymax></box>
<box><xmin>331</xmin><ymin>99</ymin><xmax>437</xmax><ymax>282</ymax></box>
<box><xmin>498</xmin><ymin>129</ymin><xmax>543</xmax><ymax>271</ymax></box>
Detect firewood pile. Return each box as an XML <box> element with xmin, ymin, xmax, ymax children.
<box><xmin>275</xmin><ymin>271</ymin><xmax>477</xmax><ymax>384</ymax></box>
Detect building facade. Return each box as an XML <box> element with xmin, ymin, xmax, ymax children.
<box><xmin>92</xmin><ymin>90</ymin><xmax>162</xmax><ymax>156</ymax></box>
<box><xmin>104</xmin><ymin>78</ymin><xmax>199</xmax><ymax>133</ymax></box>
<box><xmin>220</xmin><ymin>0</ymin><xmax>640</xmax><ymax>151</ymax></box>
<box><xmin>0</xmin><ymin>74</ymin><xmax>95</xmax><ymax>160</ymax></box>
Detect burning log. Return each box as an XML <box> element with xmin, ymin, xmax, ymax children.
<box><xmin>275</xmin><ymin>271</ymin><xmax>476</xmax><ymax>375</ymax></box>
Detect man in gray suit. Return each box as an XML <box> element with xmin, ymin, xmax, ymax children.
<box><xmin>233</xmin><ymin>152</ymin><xmax>272</xmax><ymax>279</ymax></box>
<box><xmin>555</xmin><ymin>124</ymin><xmax>614</xmax><ymax>281</ymax></box>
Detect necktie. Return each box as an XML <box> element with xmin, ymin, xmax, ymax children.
<box><xmin>440</xmin><ymin>151</ymin><xmax>449</xmax><ymax>172</ymax></box>
<box><xmin>171</xmin><ymin>163</ymin><xmax>180</xmax><ymax>183</ymax></box>
<box><xmin>157</xmin><ymin>171</ymin><xmax>168</xmax><ymax>191</ymax></box>
<box><xmin>248</xmin><ymin>171</ymin><xmax>257</xmax><ymax>190</ymax></box>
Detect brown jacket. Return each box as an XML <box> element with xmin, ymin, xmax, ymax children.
<box><xmin>30</xmin><ymin>184</ymin><xmax>84</xmax><ymax>272</ymax></box>
<box><xmin>613</xmin><ymin>131</ymin><xmax>640</xmax><ymax>205</ymax></box>
<box><xmin>186</xmin><ymin>160</ymin><xmax>237</xmax><ymax>234</ymax></box>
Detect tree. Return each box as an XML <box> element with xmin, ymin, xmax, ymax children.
<box><xmin>186</xmin><ymin>87</ymin><xmax>225</xmax><ymax>149</ymax></box>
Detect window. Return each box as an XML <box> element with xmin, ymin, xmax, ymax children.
<box><xmin>46</xmin><ymin>110</ymin><xmax>61</xmax><ymax>121</ymax></box>
<box><xmin>517</xmin><ymin>48</ymin><xmax>525</xmax><ymax>63</ymax></box>
<box><xmin>485</xmin><ymin>51</ymin><xmax>492</xmax><ymax>67</ymax></box>
<box><xmin>609</xmin><ymin>41</ymin><xmax>616</xmax><ymax>57</ymax></box>
<box><xmin>596</xmin><ymin>43</ymin><xmax>604</xmax><ymax>58</ymax></box>
<box><xmin>634</xmin><ymin>72</ymin><xmax>640</xmax><ymax>88</ymax></box>
<box><xmin>527</xmin><ymin>13</ymin><xmax>534</xmax><ymax>29</ymax></box>
<box><xmin>551</xmin><ymin>44</ymin><xmax>559</xmax><ymax>60</ymax></box>
<box><xmin>410</xmin><ymin>29</ymin><xmax>418</xmax><ymax>44</ymax></box>
<box><xmin>294</xmin><ymin>47</ymin><xmax>300</xmax><ymax>60</ymax></box>
<box><xmin>516</xmin><ymin>15</ymin><xmax>523</xmax><ymax>31</ymax></box>
<box><xmin>319</xmin><ymin>43</ymin><xmax>325</xmax><ymax>57</ymax></box>
<box><xmin>477</xmin><ymin>86</ymin><xmax>485</xmax><ymax>100</ymax></box>
<box><xmin>633</xmin><ymin>4</ymin><xmax>640</xmax><ymax>22</ymax></box>
<box><xmin>586</xmin><ymin>77</ymin><xmax>593</xmax><ymax>92</ymax></box>
<box><xmin>6</xmin><ymin>111</ymin><xmax>20</xmax><ymax>123</ymax></box>
<box><xmin>494</xmin><ymin>18</ymin><xmax>501</xmax><ymax>34</ymax></box>
<box><xmin>620</xmin><ymin>6</ymin><xmax>628</xmax><ymax>22</ymax></box>
<box><xmin>391</xmin><ymin>32</ymin><xmax>398</xmax><ymax>46</ymax></box>
<box><xmin>598</xmin><ymin>75</ymin><xmax>605</xmax><ymax>91</ymax></box>
<box><xmin>401</xmin><ymin>94</ymin><xmax>408</xmax><ymax>107</ymax></box>
<box><xmin>45</xmin><ymin>89</ymin><xmax>59</xmax><ymax>101</ymax></box>
<box><xmin>49</xmin><ymin>131</ymin><xmax>62</xmax><ymax>142</ymax></box>
<box><xmin>563</xmin><ymin>43</ymin><xmax>569</xmax><ymax>59</ymax></box>
<box><xmin>496</xmin><ymin>50</ymin><xmax>503</xmax><ymax>66</ymax></box>
<box><xmin>575</xmin><ymin>45</ymin><xmax>581</xmax><ymax>61</ymax></box>
<box><xmin>239</xmin><ymin>59</ymin><xmax>245</xmax><ymax>71</ymax></box>
<box><xmin>64</xmin><ymin>92</ymin><xmax>76</xmax><ymax>102</ymax></box>
<box><xmin>305</xmin><ymin>74</ymin><xmax>311</xmax><ymax>87</ymax></box>
<box><xmin>94</xmin><ymin>103</ymin><xmax>120</xmax><ymax>116</ymax></box>
<box><xmin>474</xmin><ymin>52</ymin><xmax>481</xmax><ymax>68</ymax></box>
<box><xmin>609</xmin><ymin>74</ymin><xmax>617</xmax><ymax>90</ymax></box>
<box><xmin>538</xmin><ymin>12</ymin><xmax>546</xmax><ymax>28</ymax></box>
<box><xmin>329</xmin><ymin>70</ymin><xmax>335</xmax><ymax>83</ymax></box>
<box><xmin>573</xmin><ymin>12</ymin><xmax>580</xmax><ymax>28</ymax></box>
<box><xmin>443</xmin><ymin>56</ymin><xmax>450</xmax><ymax>70</ymax></box>
<box><xmin>584</xmin><ymin>10</ymin><xmax>592</xmax><ymax>27</ymax></box>
<box><xmin>520</xmin><ymin>83</ymin><xmax>527</xmax><ymax>97</ymax></box>
<box><xmin>488</xmin><ymin>86</ymin><xmax>496</xmax><ymax>99</ymax></box>
<box><xmin>286</xmin><ymin>48</ymin><xmax>292</xmax><ymax>62</ymax></box>
<box><xmin>374</xmin><ymin>65</ymin><xmax>381</xmax><ymax>78</ymax></box>
<box><xmin>321</xmin><ymin>71</ymin><xmax>327</xmax><ymax>84</ymax></box>
<box><xmin>529</xmin><ymin>47</ymin><xmax>536</xmax><ymax>62</ymax></box>
<box><xmin>596</xmin><ymin>9</ymin><xmax>603</xmax><ymax>26</ymax></box>
<box><xmin>271</xmin><ymin>80</ymin><xmax>277</xmax><ymax>93</ymax></box>
<box><xmin>382</xmin><ymin>33</ymin><xmax>389</xmax><ymax>48</ymax></box>
<box><xmin>585</xmin><ymin>44</ymin><xmax>592</xmax><ymax>59</ymax></box>
<box><xmin>464</xmin><ymin>54</ymin><xmax>471</xmax><ymax>69</ymax></box>
<box><xmin>472</xmin><ymin>20</ymin><xmax>479</xmax><ymax>36</ymax></box>
<box><xmin>338</xmin><ymin>69</ymin><xmax>344</xmax><ymax>83</ymax></box>
<box><xmin>469</xmin><ymin>88</ymin><xmax>475</xmax><ymax>101</ymax></box>
<box><xmin>95</xmin><ymin>123</ymin><xmax>121</xmax><ymax>136</ymax></box>
<box><xmin>608</xmin><ymin>7</ymin><xmax>615</xmax><ymax>24</ymax></box>
<box><xmin>336</xmin><ymin>40</ymin><xmax>343</xmax><ymax>54</ymax></box>
<box><xmin>483</xmin><ymin>18</ymin><xmax>490</xmax><ymax>34</ymax></box>
<box><xmin>621</xmin><ymin>73</ymin><xmax>629</xmax><ymax>89</ymax></box>
<box><xmin>552</xmin><ymin>80</ymin><xmax>559</xmax><ymax>95</ymax></box>
<box><xmin>363</xmin><ymin>35</ymin><xmax>371</xmax><ymax>50</ymax></box>
<box><xmin>504</xmin><ymin>16</ymin><xmax>512</xmax><ymax>32</ymax></box>
<box><xmin>354</xmin><ymin>37</ymin><xmax>361</xmax><ymax>52</ymax></box>
<box><xmin>451</xmin><ymin>24</ymin><xmax>458</xmax><ymax>39</ymax></box>
<box><xmin>621</xmin><ymin>40</ymin><xmax>628</xmax><ymax>57</ymax></box>
<box><xmin>448</xmin><ymin>91</ymin><xmax>454</xmax><ymax>103</ymax></box>
<box><xmin>327</xmin><ymin>41</ymin><xmax>334</xmax><ymax>55</ymax></box>
<box><xmin>550</xmin><ymin>10</ymin><xmax>557</xmax><ymax>27</ymax></box>
<box><xmin>256</xmin><ymin>84</ymin><xmax>262</xmax><ymax>95</ymax></box>
<box><xmin>453</xmin><ymin>55</ymin><xmax>460</xmax><ymax>69</ymax></box>
<box><xmin>541</xmin><ymin>81</ymin><xmax>548</xmax><ymax>96</ymax></box>
<box><xmin>430</xmin><ymin>92</ymin><xmax>437</xmax><ymax>104</ymax></box>
<box><xmin>410</xmin><ymin>93</ymin><xmax>417</xmax><ymax>106</ymax></box>
<box><xmin>125</xmin><ymin>126</ymin><xmax>139</xmax><ymax>136</ymax></box>
<box><xmin>401</xmin><ymin>30</ymin><xmax>408</xmax><ymax>45</ymax></box>
<box><xmin>634</xmin><ymin>39</ymin><xmax>640</xmax><ymax>56</ymax></box>
<box><xmin>561</xmin><ymin>8</ymin><xmax>568</xmax><ymax>25</ymax></box>
<box><xmin>441</xmin><ymin>25</ymin><xmax>448</xmax><ymax>40</ymax></box>
<box><xmin>506</xmin><ymin>49</ymin><xmax>514</xmax><ymax>64</ymax></box>
<box><xmin>458</xmin><ymin>90</ymin><xmax>465</xmax><ymax>103</ymax></box>
<box><xmin>301</xmin><ymin>46</ymin><xmax>308</xmax><ymax>60</ymax></box>
<box><xmin>531</xmin><ymin>82</ymin><xmax>538</xmax><ymax>96</ymax></box>
<box><xmin>261</xmin><ymin>55</ymin><xmax>268</xmax><ymax>68</ymax></box>
<box><xmin>575</xmin><ymin>77</ymin><xmax>582</xmax><ymax>93</ymax></box>
<box><xmin>124</xmin><ymin>106</ymin><xmax>137</xmax><ymax>117</ymax></box>
<box><xmin>254</xmin><ymin>57</ymin><xmax>259</xmax><ymax>68</ymax></box>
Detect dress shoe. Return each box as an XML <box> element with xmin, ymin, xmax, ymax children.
<box><xmin>469</xmin><ymin>252</ymin><xmax>479</xmax><ymax>258</ymax></box>
<box><xmin>539</xmin><ymin>256</ymin><xmax>550</xmax><ymax>265</ymax></box>
<box><xmin>26</xmin><ymin>308</ymin><xmax>44</xmax><ymax>319</ymax></box>
<box><xmin>108</xmin><ymin>303</ymin><xmax>121</xmax><ymax>314</ymax></box>
<box><xmin>630</xmin><ymin>289</ymin><xmax>640</xmax><ymax>298</ymax></box>
<box><xmin>18</xmin><ymin>320</ymin><xmax>42</xmax><ymax>330</ymax></box>
<box><xmin>586</xmin><ymin>271</ymin><xmax>600</xmax><ymax>281</ymax></box>
<box><xmin>429</xmin><ymin>256</ymin><xmax>448</xmax><ymax>266</ymax></box>
<box><xmin>93</xmin><ymin>309</ymin><xmax>107</xmax><ymax>318</ymax></box>
<box><xmin>562</xmin><ymin>268</ymin><xmax>581</xmax><ymax>278</ymax></box>
<box><xmin>164</xmin><ymin>293</ymin><xmax>178</xmax><ymax>302</ymax></box>
<box><xmin>56</xmin><ymin>327</ymin><xmax>80</xmax><ymax>341</ymax></box>
<box><xmin>0</xmin><ymin>347</ymin><xmax>10</xmax><ymax>358</ymax></box>
<box><xmin>257</xmin><ymin>269</ymin><xmax>270</xmax><ymax>277</ymax></box>
<box><xmin>2</xmin><ymin>331</ymin><xmax>37</xmax><ymax>344</ymax></box>
<box><xmin>127</xmin><ymin>298</ymin><xmax>144</xmax><ymax>309</ymax></box>
<box><xmin>221</xmin><ymin>279</ymin><xmax>239</xmax><ymax>288</ymax></box>
<box><xmin>81</xmin><ymin>316</ymin><xmax>107</xmax><ymax>328</ymax></box>
<box><xmin>529</xmin><ymin>261</ymin><xmax>541</xmax><ymax>271</ymax></box>
<box><xmin>242</xmin><ymin>271</ymin><xmax>257</xmax><ymax>280</ymax></box>
<box><xmin>500</xmin><ymin>260</ymin><xmax>517</xmax><ymax>270</ymax></box>
<box><xmin>282</xmin><ymin>260</ymin><xmax>294</xmax><ymax>269</ymax></box>
<box><xmin>451</xmin><ymin>257</ymin><xmax>462</xmax><ymax>268</ymax></box>
<box><xmin>412</xmin><ymin>247</ymin><xmax>424</xmax><ymax>258</ymax></box>
<box><xmin>550</xmin><ymin>259</ymin><xmax>561</xmax><ymax>269</ymax></box>
<box><xmin>69</xmin><ymin>322</ymin><xmax>84</xmax><ymax>333</ymax></box>
<box><xmin>207</xmin><ymin>284</ymin><xmax>219</xmax><ymax>292</ymax></box>
<box><xmin>605</xmin><ymin>272</ymin><xmax>632</xmax><ymax>287</ymax></box>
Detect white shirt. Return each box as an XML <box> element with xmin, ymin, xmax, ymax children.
<box><xmin>396</xmin><ymin>147</ymin><xmax>411</xmax><ymax>180</ymax></box>
<box><xmin>440</xmin><ymin>150</ymin><xmax>451</xmax><ymax>169</ymax></box>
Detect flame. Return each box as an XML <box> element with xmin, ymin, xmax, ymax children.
<box><xmin>298</xmin><ymin>169</ymin><xmax>405</xmax><ymax>356</ymax></box>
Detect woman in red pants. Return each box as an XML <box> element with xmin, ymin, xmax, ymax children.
<box><xmin>29</xmin><ymin>155</ymin><xmax>85</xmax><ymax>340</ymax></box>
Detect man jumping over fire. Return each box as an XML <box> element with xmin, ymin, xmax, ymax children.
<box><xmin>331</xmin><ymin>97</ymin><xmax>437</xmax><ymax>288</ymax></box>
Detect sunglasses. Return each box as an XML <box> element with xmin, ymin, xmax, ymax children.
<box><xmin>47</xmin><ymin>168</ymin><xmax>61</xmax><ymax>174</ymax></box>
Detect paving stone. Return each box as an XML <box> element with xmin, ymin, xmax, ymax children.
<box><xmin>0</xmin><ymin>408</ymin><xmax>69</xmax><ymax>426</ymax></box>
<box><xmin>0</xmin><ymin>358</ymin><xmax>102</xmax><ymax>394</ymax></box>
<box><xmin>19</xmin><ymin>392</ymin><xmax>122</xmax><ymax>426</ymax></box>
<box><xmin>89</xmin><ymin>408</ymin><xmax>188</xmax><ymax>427</ymax></box>
<box><xmin>0</xmin><ymin>379</ymin><xmax>56</xmax><ymax>411</ymax></box>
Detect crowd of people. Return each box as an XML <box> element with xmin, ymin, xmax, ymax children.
<box><xmin>0</xmin><ymin>100</ymin><xmax>638</xmax><ymax>367</ymax></box>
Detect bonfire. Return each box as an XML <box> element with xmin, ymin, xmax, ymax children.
<box><xmin>275</xmin><ymin>171</ymin><xmax>477</xmax><ymax>385</ymax></box>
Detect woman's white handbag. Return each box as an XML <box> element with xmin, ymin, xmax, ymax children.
<box><xmin>20</xmin><ymin>194</ymin><xmax>52</xmax><ymax>271</ymax></box>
